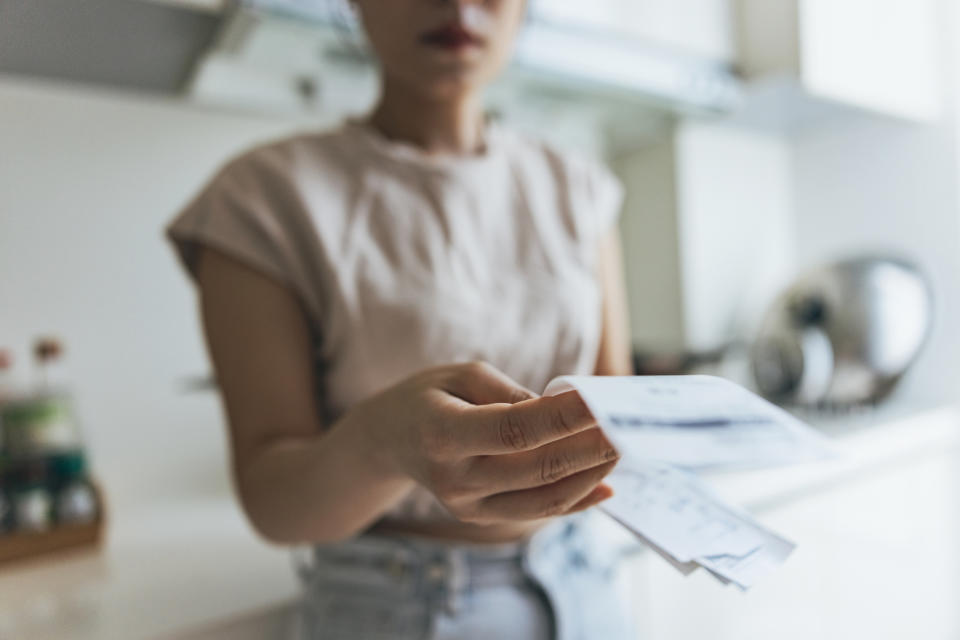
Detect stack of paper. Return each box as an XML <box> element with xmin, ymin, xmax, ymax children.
<box><xmin>543</xmin><ymin>375</ymin><xmax>834</xmax><ymax>590</ymax></box>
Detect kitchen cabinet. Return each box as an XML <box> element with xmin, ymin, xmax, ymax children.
<box><xmin>532</xmin><ymin>0</ymin><xmax>735</xmax><ymax>63</ymax></box>
<box><xmin>736</xmin><ymin>0</ymin><xmax>943</xmax><ymax>123</ymax></box>
<box><xmin>614</xmin><ymin>120</ymin><xmax>795</xmax><ymax>353</ymax></box>
<box><xmin>185</xmin><ymin>2</ymin><xmax>741</xmax><ymax>140</ymax></box>
<box><xmin>614</xmin><ymin>1</ymin><xmax>950</xmax><ymax>355</ymax></box>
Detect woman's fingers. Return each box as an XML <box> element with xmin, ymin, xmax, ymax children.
<box><xmin>473</xmin><ymin>460</ymin><xmax>618</xmax><ymax>522</ymax></box>
<box><xmin>564</xmin><ymin>483</ymin><xmax>614</xmax><ymax>515</ymax></box>
<box><xmin>441</xmin><ymin>361</ymin><xmax>538</xmax><ymax>406</ymax></box>
<box><xmin>413</xmin><ymin>366</ymin><xmax>617</xmax><ymax>525</ymax></box>
<box><xmin>459</xmin><ymin>391</ymin><xmax>599</xmax><ymax>455</ymax></box>
<box><xmin>466</xmin><ymin>427</ymin><xmax>619</xmax><ymax>493</ymax></box>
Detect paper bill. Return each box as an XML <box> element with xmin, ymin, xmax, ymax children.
<box><xmin>541</xmin><ymin>376</ymin><xmax>816</xmax><ymax>589</ymax></box>
<box><xmin>601</xmin><ymin>461</ymin><xmax>796</xmax><ymax>590</ymax></box>
<box><xmin>698</xmin><ymin>528</ymin><xmax>796</xmax><ymax>590</ymax></box>
<box><xmin>601</xmin><ymin>461</ymin><xmax>766</xmax><ymax>563</ymax></box>
<box><xmin>545</xmin><ymin>375</ymin><xmax>834</xmax><ymax>471</ymax></box>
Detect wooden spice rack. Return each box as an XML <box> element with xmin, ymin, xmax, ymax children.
<box><xmin>0</xmin><ymin>481</ymin><xmax>106</xmax><ymax>567</ymax></box>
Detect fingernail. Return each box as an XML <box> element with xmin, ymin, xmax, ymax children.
<box><xmin>589</xmin><ymin>485</ymin><xmax>614</xmax><ymax>503</ymax></box>
<box><xmin>597</xmin><ymin>485</ymin><xmax>614</xmax><ymax>500</ymax></box>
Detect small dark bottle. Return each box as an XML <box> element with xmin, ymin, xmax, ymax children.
<box><xmin>0</xmin><ymin>483</ymin><xmax>11</xmax><ymax>535</ymax></box>
<box><xmin>0</xmin><ymin>350</ymin><xmax>10</xmax><ymax>534</ymax></box>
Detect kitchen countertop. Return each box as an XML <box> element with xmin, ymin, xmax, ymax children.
<box><xmin>709</xmin><ymin>403</ymin><xmax>960</xmax><ymax>511</ymax></box>
<box><xmin>0</xmin><ymin>497</ymin><xmax>299</xmax><ymax>640</ymax></box>
<box><xmin>1</xmin><ymin>403</ymin><xmax>957</xmax><ymax>640</ymax></box>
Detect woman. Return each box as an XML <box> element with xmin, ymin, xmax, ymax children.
<box><xmin>168</xmin><ymin>0</ymin><xmax>636</xmax><ymax>638</ymax></box>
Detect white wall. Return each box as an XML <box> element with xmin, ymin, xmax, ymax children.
<box><xmin>0</xmin><ymin>76</ymin><xmax>319</xmax><ymax>511</ymax></box>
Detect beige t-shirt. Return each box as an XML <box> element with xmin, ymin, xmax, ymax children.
<box><xmin>167</xmin><ymin>119</ymin><xmax>623</xmax><ymax>522</ymax></box>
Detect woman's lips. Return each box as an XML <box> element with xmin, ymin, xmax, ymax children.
<box><xmin>419</xmin><ymin>24</ymin><xmax>486</xmax><ymax>51</ymax></box>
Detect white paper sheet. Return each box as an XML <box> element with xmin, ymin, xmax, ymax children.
<box><xmin>544</xmin><ymin>375</ymin><xmax>834</xmax><ymax>471</ymax></box>
<box><xmin>543</xmin><ymin>375</ymin><xmax>819</xmax><ymax>589</ymax></box>
<box><xmin>601</xmin><ymin>462</ymin><xmax>766</xmax><ymax>563</ymax></box>
<box><xmin>600</xmin><ymin>461</ymin><xmax>798</xmax><ymax>589</ymax></box>
<box><xmin>698</xmin><ymin>526</ymin><xmax>796</xmax><ymax>590</ymax></box>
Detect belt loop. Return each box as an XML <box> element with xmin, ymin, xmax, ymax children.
<box><xmin>292</xmin><ymin>545</ymin><xmax>315</xmax><ymax>583</ymax></box>
<box><xmin>422</xmin><ymin>548</ymin><xmax>468</xmax><ymax>615</ymax></box>
<box><xmin>445</xmin><ymin>549</ymin><xmax>469</xmax><ymax>614</ymax></box>
<box><xmin>386</xmin><ymin>548</ymin><xmax>410</xmax><ymax>584</ymax></box>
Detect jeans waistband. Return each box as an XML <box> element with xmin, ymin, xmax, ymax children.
<box><xmin>304</xmin><ymin>531</ymin><xmax>532</xmax><ymax>594</ymax></box>
<box><xmin>293</xmin><ymin>516</ymin><xmax>639</xmax><ymax>640</ymax></box>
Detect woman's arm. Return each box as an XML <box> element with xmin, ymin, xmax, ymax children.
<box><xmin>196</xmin><ymin>249</ymin><xmax>618</xmax><ymax>545</ymax></box>
<box><xmin>197</xmin><ymin>248</ymin><xmax>414</xmax><ymax>543</ymax></box>
<box><xmin>594</xmin><ymin>228</ymin><xmax>633</xmax><ymax>376</ymax></box>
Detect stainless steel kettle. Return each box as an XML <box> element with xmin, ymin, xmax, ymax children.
<box><xmin>751</xmin><ymin>257</ymin><xmax>933</xmax><ymax>407</ymax></box>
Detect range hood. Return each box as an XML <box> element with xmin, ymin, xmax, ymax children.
<box><xmin>0</xmin><ymin>0</ymin><xmax>742</xmax><ymax>145</ymax></box>
<box><xmin>0</xmin><ymin>0</ymin><xmax>222</xmax><ymax>94</ymax></box>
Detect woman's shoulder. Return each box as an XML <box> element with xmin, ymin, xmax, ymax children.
<box><xmin>166</xmin><ymin>125</ymin><xmax>362</xmax><ymax>313</ymax></box>
<box><xmin>212</xmin><ymin>123</ymin><xmax>365</xmax><ymax>188</ymax></box>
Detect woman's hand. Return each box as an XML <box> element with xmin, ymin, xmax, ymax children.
<box><xmin>353</xmin><ymin>362</ymin><xmax>620</xmax><ymax>525</ymax></box>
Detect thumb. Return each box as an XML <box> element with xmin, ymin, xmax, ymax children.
<box><xmin>442</xmin><ymin>361</ymin><xmax>538</xmax><ymax>406</ymax></box>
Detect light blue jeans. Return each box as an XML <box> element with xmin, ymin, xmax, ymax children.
<box><xmin>294</xmin><ymin>514</ymin><xmax>636</xmax><ymax>640</ymax></box>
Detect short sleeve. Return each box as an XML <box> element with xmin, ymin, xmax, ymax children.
<box><xmin>166</xmin><ymin>154</ymin><xmax>296</xmax><ymax>289</ymax></box>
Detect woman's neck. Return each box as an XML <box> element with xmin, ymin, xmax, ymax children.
<box><xmin>368</xmin><ymin>77</ymin><xmax>486</xmax><ymax>156</ymax></box>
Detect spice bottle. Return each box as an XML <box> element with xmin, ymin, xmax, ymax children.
<box><xmin>34</xmin><ymin>337</ymin><xmax>64</xmax><ymax>394</ymax></box>
<box><xmin>10</xmin><ymin>458</ymin><xmax>53</xmax><ymax>533</ymax></box>
<box><xmin>53</xmin><ymin>452</ymin><xmax>97</xmax><ymax>526</ymax></box>
<box><xmin>0</xmin><ymin>469</ymin><xmax>11</xmax><ymax>535</ymax></box>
